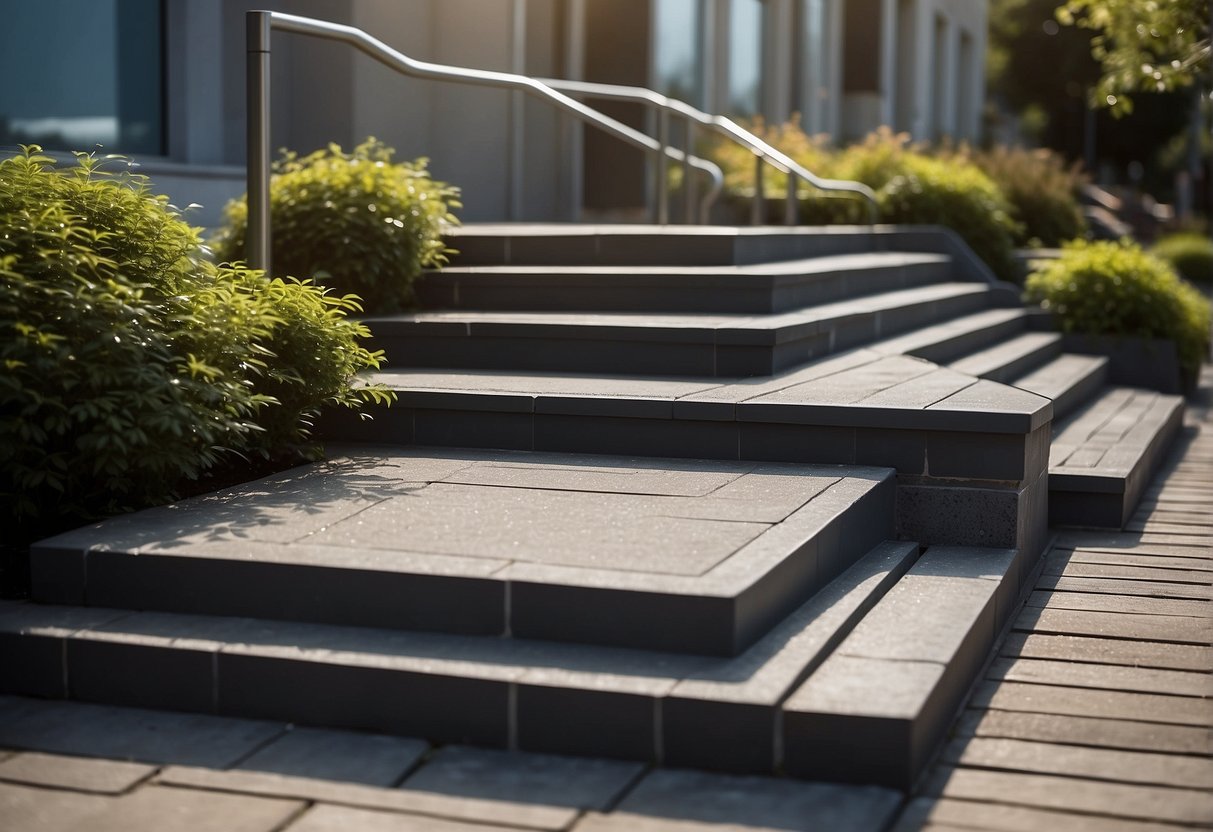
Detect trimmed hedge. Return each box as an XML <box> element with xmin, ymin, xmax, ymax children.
<box><xmin>1024</xmin><ymin>239</ymin><xmax>1211</xmax><ymax>385</ymax></box>
<box><xmin>1151</xmin><ymin>232</ymin><xmax>1213</xmax><ymax>286</ymax></box>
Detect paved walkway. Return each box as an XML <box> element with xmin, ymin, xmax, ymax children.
<box><xmin>2</xmin><ymin>379</ymin><xmax>1210</xmax><ymax>831</ymax></box>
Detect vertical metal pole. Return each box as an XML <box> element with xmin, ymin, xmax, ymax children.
<box><xmin>683</xmin><ymin>119</ymin><xmax>696</xmax><ymax>224</ymax></box>
<box><xmin>656</xmin><ymin>107</ymin><xmax>670</xmax><ymax>224</ymax></box>
<box><xmin>784</xmin><ymin>171</ymin><xmax>798</xmax><ymax>225</ymax></box>
<box><xmin>246</xmin><ymin>11</ymin><xmax>272</xmax><ymax>273</ymax></box>
<box><xmin>752</xmin><ymin>154</ymin><xmax>765</xmax><ymax>224</ymax></box>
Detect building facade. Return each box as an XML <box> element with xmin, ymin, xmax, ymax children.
<box><xmin>0</xmin><ymin>0</ymin><xmax>985</xmax><ymax>226</ymax></box>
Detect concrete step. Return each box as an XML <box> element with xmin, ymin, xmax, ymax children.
<box><xmin>416</xmin><ymin>252</ymin><xmax>953</xmax><ymax>314</ymax></box>
<box><xmin>871</xmin><ymin>307</ymin><xmax>1031</xmax><ymax>365</ymax></box>
<box><xmin>1010</xmin><ymin>353</ymin><xmax>1110</xmax><ymax>422</ymax></box>
<box><xmin>948</xmin><ymin>332</ymin><xmax>1064</xmax><ymax>384</ymax></box>
<box><xmin>29</xmin><ymin>448</ymin><xmax>897</xmax><ymax>658</ymax></box>
<box><xmin>0</xmin><ymin>540</ymin><xmax>920</xmax><ymax>774</ymax></box>
<box><xmin>445</xmin><ymin>224</ymin><xmax>884</xmax><ymax>267</ymax></box>
<box><xmin>1049</xmin><ymin>387</ymin><xmax>1185</xmax><ymax>529</ymax></box>
<box><xmin>367</xmin><ymin>282</ymin><xmax>993</xmax><ymax>377</ymax></box>
<box><xmin>782</xmin><ymin>544</ymin><xmax>1023</xmax><ymax>791</ymax></box>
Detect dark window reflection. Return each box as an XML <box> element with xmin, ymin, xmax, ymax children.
<box><xmin>0</xmin><ymin>0</ymin><xmax>163</xmax><ymax>155</ymax></box>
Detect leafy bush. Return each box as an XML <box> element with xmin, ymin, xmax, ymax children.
<box><xmin>833</xmin><ymin>129</ymin><xmax>1022</xmax><ymax>280</ymax></box>
<box><xmin>1151</xmin><ymin>232</ymin><xmax>1213</xmax><ymax>285</ymax></box>
<box><xmin>960</xmin><ymin>145</ymin><xmax>1087</xmax><ymax>247</ymax></box>
<box><xmin>707</xmin><ymin>125</ymin><xmax>1022</xmax><ymax>280</ymax></box>
<box><xmin>1024</xmin><ymin>239</ymin><xmax>1211</xmax><ymax>385</ymax></box>
<box><xmin>0</xmin><ymin>147</ymin><xmax>388</xmax><ymax>543</ymax></box>
<box><xmin>212</xmin><ymin>138</ymin><xmax>461</xmax><ymax>313</ymax></box>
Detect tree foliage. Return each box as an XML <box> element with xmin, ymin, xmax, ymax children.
<box><xmin>1058</xmin><ymin>0</ymin><xmax>1210</xmax><ymax>113</ymax></box>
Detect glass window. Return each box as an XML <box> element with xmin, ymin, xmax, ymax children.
<box><xmin>652</xmin><ymin>0</ymin><xmax>702</xmax><ymax>106</ymax></box>
<box><xmin>728</xmin><ymin>0</ymin><xmax>764</xmax><ymax>116</ymax></box>
<box><xmin>0</xmin><ymin>0</ymin><xmax>164</xmax><ymax>156</ymax></box>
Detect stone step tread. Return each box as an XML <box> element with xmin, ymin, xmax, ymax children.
<box><xmin>1013</xmin><ymin>353</ymin><xmax>1109</xmax><ymax>402</ymax></box>
<box><xmin>780</xmin><ymin>544</ymin><xmax>1022</xmax><ymax>789</ymax></box>
<box><xmin>867</xmin><ymin>307</ymin><xmax>1029</xmax><ymax>361</ymax></box>
<box><xmin>0</xmin><ymin>541</ymin><xmax>921</xmax><ymax>772</ymax></box>
<box><xmin>948</xmin><ymin>332</ymin><xmax>1063</xmax><ymax>381</ymax></box>
<box><xmin>29</xmin><ymin>447</ymin><xmax>897</xmax><ymax>658</ymax></box>
<box><xmin>367</xmin><ymin>281</ymin><xmax>991</xmax><ymax>346</ymax></box>
<box><xmin>359</xmin><ymin>348</ymin><xmax>1051</xmax><ymax>436</ymax></box>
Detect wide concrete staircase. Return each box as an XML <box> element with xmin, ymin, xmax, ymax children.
<box><xmin>1</xmin><ymin>223</ymin><xmax>1185</xmax><ymax>795</ymax></box>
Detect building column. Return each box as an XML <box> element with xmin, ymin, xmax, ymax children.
<box><xmin>911</xmin><ymin>1</ymin><xmax>933</xmax><ymax>141</ymax></box>
<box><xmin>939</xmin><ymin>15</ymin><xmax>959</xmax><ymax>139</ymax></box>
<box><xmin>764</xmin><ymin>0</ymin><xmax>795</xmax><ymax>123</ymax></box>
<box><xmin>879</xmin><ymin>0</ymin><xmax>897</xmax><ymax>128</ymax></box>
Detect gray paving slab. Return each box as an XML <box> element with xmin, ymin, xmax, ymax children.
<box><xmin>1045</xmin><ymin>557</ymin><xmax>1213</xmax><ymax>584</ymax></box>
<box><xmin>285</xmin><ymin>804</ymin><xmax>540</xmax><ymax>832</ymax></box>
<box><xmin>310</xmin><ymin>482</ymin><xmax>770</xmax><ymax>575</ymax></box>
<box><xmin>941</xmin><ymin>736</ymin><xmax>1213</xmax><ymax>789</ymax></box>
<box><xmin>986</xmin><ymin>656</ymin><xmax>1213</xmax><ymax>697</ymax></box>
<box><xmin>0</xmin><ymin>696</ymin><xmax>284</xmax><ymax>767</ymax></box>
<box><xmin>921</xmin><ymin>766</ymin><xmax>1213</xmax><ymax>826</ymax></box>
<box><xmin>0</xmin><ymin>750</ymin><xmax>155</xmax><ymax>794</ymax></box>
<box><xmin>896</xmin><ymin>796</ymin><xmax>1184</xmax><ymax>832</ymax></box>
<box><xmin>969</xmin><ymin>680</ymin><xmax>1213</xmax><ymax>727</ymax></box>
<box><xmin>605</xmin><ymin>768</ymin><xmax>903</xmax><ymax>832</ymax></box>
<box><xmin>70</xmin><ymin>783</ymin><xmax>303</xmax><ymax>832</ymax></box>
<box><xmin>1038</xmin><ymin>573</ymin><xmax>1212</xmax><ymax>600</ymax></box>
<box><xmin>1014</xmin><ymin>605</ymin><xmax>1213</xmax><ymax>644</ymax></box>
<box><xmin>1026</xmin><ymin>589</ymin><xmax>1211</xmax><ymax>619</ymax></box>
<box><xmin>397</xmin><ymin>745</ymin><xmax>642</xmax><ymax>830</ymax></box>
<box><xmin>953</xmin><ymin>709</ymin><xmax>1213</xmax><ymax>756</ymax></box>
<box><xmin>236</xmin><ymin>726</ymin><xmax>428</xmax><ymax>786</ymax></box>
<box><xmin>0</xmin><ymin>781</ymin><xmax>114</xmax><ymax>832</ymax></box>
<box><xmin>1000</xmin><ymin>632</ymin><xmax>1213</xmax><ymax>672</ymax></box>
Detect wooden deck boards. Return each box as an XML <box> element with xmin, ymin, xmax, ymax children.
<box><xmin>902</xmin><ymin>376</ymin><xmax>1213</xmax><ymax>830</ymax></box>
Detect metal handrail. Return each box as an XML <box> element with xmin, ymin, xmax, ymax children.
<box><xmin>538</xmin><ymin>77</ymin><xmax>880</xmax><ymax>227</ymax></box>
<box><xmin>245</xmin><ymin>10</ymin><xmax>724</xmax><ymax>272</ymax></box>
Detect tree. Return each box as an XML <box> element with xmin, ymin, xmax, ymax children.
<box><xmin>1058</xmin><ymin>0</ymin><xmax>1210</xmax><ymax>113</ymax></box>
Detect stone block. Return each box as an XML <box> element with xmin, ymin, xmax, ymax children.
<box><xmin>238</xmin><ymin>726</ymin><xmax>428</xmax><ymax>786</ymax></box>
<box><xmin>0</xmin><ymin>751</ymin><xmax>154</xmax><ymax>793</ymax></box>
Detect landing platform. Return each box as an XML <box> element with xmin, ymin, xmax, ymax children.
<box><xmin>31</xmin><ymin>448</ymin><xmax>894</xmax><ymax>656</ymax></box>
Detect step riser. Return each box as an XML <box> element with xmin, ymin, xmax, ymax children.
<box><xmin>372</xmin><ymin>293</ymin><xmax>991</xmax><ymax>377</ymax></box>
<box><xmin>1048</xmin><ymin>360</ymin><xmax>1109</xmax><ymax>422</ymax></box>
<box><xmin>973</xmin><ymin>340</ymin><xmax>1064</xmax><ymax>385</ymax></box>
<box><xmin>416</xmin><ymin>262</ymin><xmax>952</xmax><ymax>315</ymax></box>
<box><xmin>448</xmin><ymin>229</ymin><xmax>882</xmax><ymax>268</ymax></box>
<box><xmin>904</xmin><ymin>315</ymin><xmax>1027</xmax><ymax>365</ymax></box>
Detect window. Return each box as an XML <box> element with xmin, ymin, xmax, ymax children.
<box><xmin>652</xmin><ymin>0</ymin><xmax>702</xmax><ymax>106</ymax></box>
<box><xmin>799</xmin><ymin>0</ymin><xmax>827</xmax><ymax>130</ymax></box>
<box><xmin>0</xmin><ymin>0</ymin><xmax>164</xmax><ymax>155</ymax></box>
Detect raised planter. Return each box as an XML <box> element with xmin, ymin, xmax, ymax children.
<box><xmin>1061</xmin><ymin>333</ymin><xmax>1187</xmax><ymax>395</ymax></box>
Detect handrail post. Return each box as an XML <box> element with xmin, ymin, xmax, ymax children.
<box><xmin>683</xmin><ymin>118</ymin><xmax>696</xmax><ymax>224</ymax></box>
<box><xmin>246</xmin><ymin>11</ymin><xmax>273</xmax><ymax>273</ymax></box>
<box><xmin>784</xmin><ymin>171</ymin><xmax>798</xmax><ymax>225</ymax></box>
<box><xmin>752</xmin><ymin>154</ymin><xmax>765</xmax><ymax>225</ymax></box>
<box><xmin>655</xmin><ymin>107</ymin><xmax>670</xmax><ymax>224</ymax></box>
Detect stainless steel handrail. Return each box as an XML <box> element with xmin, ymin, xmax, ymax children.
<box><xmin>538</xmin><ymin>77</ymin><xmax>880</xmax><ymax>227</ymax></box>
<box><xmin>245</xmin><ymin>10</ymin><xmax>724</xmax><ymax>272</ymax></box>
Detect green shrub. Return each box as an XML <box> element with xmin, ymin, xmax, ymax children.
<box><xmin>212</xmin><ymin>138</ymin><xmax>461</xmax><ymax>313</ymax></box>
<box><xmin>0</xmin><ymin>147</ymin><xmax>388</xmax><ymax>543</ymax></box>
<box><xmin>1024</xmin><ymin>239</ymin><xmax>1211</xmax><ymax>385</ymax></box>
<box><xmin>1151</xmin><ymin>232</ymin><xmax>1213</xmax><ymax>285</ymax></box>
<box><xmin>707</xmin><ymin>125</ymin><xmax>1022</xmax><ymax>280</ymax></box>
<box><xmin>961</xmin><ymin>145</ymin><xmax>1087</xmax><ymax>247</ymax></box>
